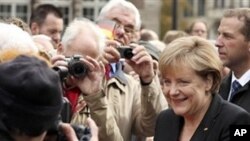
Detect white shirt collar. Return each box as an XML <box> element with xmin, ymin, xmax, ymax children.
<box><xmin>232</xmin><ymin>69</ymin><xmax>250</xmax><ymax>86</ymax></box>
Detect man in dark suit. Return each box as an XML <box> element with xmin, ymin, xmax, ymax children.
<box><xmin>216</xmin><ymin>8</ymin><xmax>250</xmax><ymax>113</ymax></box>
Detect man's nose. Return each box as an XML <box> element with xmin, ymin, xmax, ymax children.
<box><xmin>115</xmin><ymin>26</ymin><xmax>126</xmax><ymax>37</ymax></box>
<box><xmin>215</xmin><ymin>36</ymin><xmax>223</xmax><ymax>48</ymax></box>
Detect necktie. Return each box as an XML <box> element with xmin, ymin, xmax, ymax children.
<box><xmin>230</xmin><ymin>80</ymin><xmax>242</xmax><ymax>101</ymax></box>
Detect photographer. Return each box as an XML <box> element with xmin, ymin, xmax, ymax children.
<box><xmin>51</xmin><ymin>1</ymin><xmax>167</xmax><ymax>141</ymax></box>
<box><xmin>0</xmin><ymin>23</ymin><xmax>99</xmax><ymax>141</ymax></box>
<box><xmin>96</xmin><ymin>0</ymin><xmax>168</xmax><ymax>140</ymax></box>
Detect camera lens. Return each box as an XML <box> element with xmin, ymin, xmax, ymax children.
<box><xmin>68</xmin><ymin>61</ymin><xmax>88</xmax><ymax>78</ymax></box>
<box><xmin>123</xmin><ymin>48</ymin><xmax>133</xmax><ymax>59</ymax></box>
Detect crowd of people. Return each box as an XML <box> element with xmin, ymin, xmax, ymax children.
<box><xmin>0</xmin><ymin>0</ymin><xmax>250</xmax><ymax>141</ymax></box>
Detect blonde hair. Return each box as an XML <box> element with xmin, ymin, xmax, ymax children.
<box><xmin>0</xmin><ymin>48</ymin><xmax>51</xmax><ymax>67</ymax></box>
<box><xmin>159</xmin><ymin>36</ymin><xmax>222</xmax><ymax>93</ymax></box>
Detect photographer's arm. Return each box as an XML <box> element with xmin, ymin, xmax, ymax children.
<box><xmin>127</xmin><ymin>44</ymin><xmax>168</xmax><ymax>136</ymax></box>
<box><xmin>83</xmin><ymin>89</ymin><xmax>124</xmax><ymax>141</ymax></box>
<box><xmin>73</xmin><ymin>56</ymin><xmax>124</xmax><ymax>141</ymax></box>
<box><xmin>132</xmin><ymin>75</ymin><xmax>168</xmax><ymax>136</ymax></box>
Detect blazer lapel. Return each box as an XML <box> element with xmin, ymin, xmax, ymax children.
<box><xmin>164</xmin><ymin>110</ymin><xmax>184</xmax><ymax>141</ymax></box>
<box><xmin>191</xmin><ymin>94</ymin><xmax>222</xmax><ymax>141</ymax></box>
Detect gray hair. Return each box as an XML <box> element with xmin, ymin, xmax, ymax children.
<box><xmin>98</xmin><ymin>0</ymin><xmax>141</xmax><ymax>30</ymax></box>
<box><xmin>0</xmin><ymin>23</ymin><xmax>38</xmax><ymax>53</ymax></box>
<box><xmin>61</xmin><ymin>18</ymin><xmax>105</xmax><ymax>55</ymax></box>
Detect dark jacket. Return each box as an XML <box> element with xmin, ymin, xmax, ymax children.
<box><xmin>154</xmin><ymin>94</ymin><xmax>250</xmax><ymax>141</ymax></box>
<box><xmin>0</xmin><ymin>121</ymin><xmax>13</xmax><ymax>141</ymax></box>
<box><xmin>219</xmin><ymin>73</ymin><xmax>250</xmax><ymax>112</ymax></box>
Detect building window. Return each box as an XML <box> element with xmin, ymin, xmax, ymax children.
<box><xmin>198</xmin><ymin>0</ymin><xmax>205</xmax><ymax>16</ymax></box>
<box><xmin>240</xmin><ymin>0</ymin><xmax>249</xmax><ymax>7</ymax></box>
<box><xmin>214</xmin><ymin>0</ymin><xmax>225</xmax><ymax>8</ymax></box>
<box><xmin>16</xmin><ymin>5</ymin><xmax>28</xmax><ymax>22</ymax></box>
<box><xmin>83</xmin><ymin>7</ymin><xmax>94</xmax><ymax>21</ymax></box>
<box><xmin>184</xmin><ymin>0</ymin><xmax>194</xmax><ymax>17</ymax></box>
<box><xmin>82</xmin><ymin>0</ymin><xmax>109</xmax><ymax>21</ymax></box>
<box><xmin>83</xmin><ymin>0</ymin><xmax>110</xmax><ymax>2</ymax></box>
<box><xmin>0</xmin><ymin>4</ymin><xmax>11</xmax><ymax>19</ymax></box>
<box><xmin>58</xmin><ymin>6</ymin><xmax>69</xmax><ymax>26</ymax></box>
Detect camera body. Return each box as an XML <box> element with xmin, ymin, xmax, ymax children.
<box><xmin>53</xmin><ymin>55</ymin><xmax>88</xmax><ymax>80</ymax></box>
<box><xmin>65</xmin><ymin>55</ymin><xmax>88</xmax><ymax>78</ymax></box>
<box><xmin>117</xmin><ymin>46</ymin><xmax>133</xmax><ymax>59</ymax></box>
<box><xmin>57</xmin><ymin>124</ymin><xmax>91</xmax><ymax>141</ymax></box>
<box><xmin>47</xmin><ymin>98</ymin><xmax>91</xmax><ymax>141</ymax></box>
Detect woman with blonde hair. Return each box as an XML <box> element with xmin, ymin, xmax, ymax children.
<box><xmin>154</xmin><ymin>36</ymin><xmax>250</xmax><ymax>141</ymax></box>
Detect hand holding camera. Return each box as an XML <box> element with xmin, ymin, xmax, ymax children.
<box><xmin>57</xmin><ymin>123</ymin><xmax>92</xmax><ymax>141</ymax></box>
<box><xmin>117</xmin><ymin>46</ymin><xmax>133</xmax><ymax>59</ymax></box>
<box><xmin>102</xmin><ymin>41</ymin><xmax>155</xmax><ymax>83</ymax></box>
<box><xmin>47</xmin><ymin>117</ymin><xmax>98</xmax><ymax>141</ymax></box>
<box><xmin>51</xmin><ymin>54</ymin><xmax>105</xmax><ymax>96</ymax></box>
<box><xmin>123</xmin><ymin>43</ymin><xmax>155</xmax><ymax>84</ymax></box>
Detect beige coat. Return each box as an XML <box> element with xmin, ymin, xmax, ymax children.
<box><xmin>71</xmin><ymin>73</ymin><xmax>168</xmax><ymax>141</ymax></box>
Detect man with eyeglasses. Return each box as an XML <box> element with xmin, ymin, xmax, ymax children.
<box><xmin>69</xmin><ymin>0</ymin><xmax>168</xmax><ymax>141</ymax></box>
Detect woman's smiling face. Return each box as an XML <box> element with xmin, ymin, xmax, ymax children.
<box><xmin>161</xmin><ymin>64</ymin><xmax>212</xmax><ymax>117</ymax></box>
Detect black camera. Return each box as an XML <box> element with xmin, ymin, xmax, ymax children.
<box><xmin>57</xmin><ymin>124</ymin><xmax>91</xmax><ymax>141</ymax></box>
<box><xmin>53</xmin><ymin>55</ymin><xmax>88</xmax><ymax>80</ymax></box>
<box><xmin>117</xmin><ymin>46</ymin><xmax>133</xmax><ymax>59</ymax></box>
<box><xmin>48</xmin><ymin>98</ymin><xmax>91</xmax><ymax>141</ymax></box>
<box><xmin>47</xmin><ymin>119</ymin><xmax>91</xmax><ymax>141</ymax></box>
<box><xmin>66</xmin><ymin>55</ymin><xmax>88</xmax><ymax>78</ymax></box>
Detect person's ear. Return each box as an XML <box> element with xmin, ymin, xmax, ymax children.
<box><xmin>150</xmin><ymin>60</ymin><xmax>159</xmax><ymax>76</ymax></box>
<box><xmin>205</xmin><ymin>74</ymin><xmax>213</xmax><ymax>91</ymax></box>
<box><xmin>152</xmin><ymin>60</ymin><xmax>159</xmax><ymax>70</ymax></box>
<box><xmin>30</xmin><ymin>22</ymin><xmax>40</xmax><ymax>35</ymax></box>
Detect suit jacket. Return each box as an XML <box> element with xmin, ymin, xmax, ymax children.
<box><xmin>154</xmin><ymin>94</ymin><xmax>250</xmax><ymax>141</ymax></box>
<box><xmin>219</xmin><ymin>73</ymin><xmax>250</xmax><ymax>112</ymax></box>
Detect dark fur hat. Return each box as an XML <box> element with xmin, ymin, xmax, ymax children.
<box><xmin>0</xmin><ymin>55</ymin><xmax>62</xmax><ymax>136</ymax></box>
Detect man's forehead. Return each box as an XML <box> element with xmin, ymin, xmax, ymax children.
<box><xmin>219</xmin><ymin>17</ymin><xmax>244</xmax><ymax>30</ymax></box>
<box><xmin>106</xmin><ymin>7</ymin><xmax>136</xmax><ymax>27</ymax></box>
<box><xmin>64</xmin><ymin>32</ymin><xmax>99</xmax><ymax>58</ymax></box>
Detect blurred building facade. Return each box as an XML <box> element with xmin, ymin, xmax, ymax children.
<box><xmin>171</xmin><ymin>0</ymin><xmax>250</xmax><ymax>39</ymax></box>
<box><xmin>0</xmin><ymin>0</ymin><xmax>249</xmax><ymax>39</ymax></box>
<box><xmin>0</xmin><ymin>0</ymin><xmax>161</xmax><ymax>34</ymax></box>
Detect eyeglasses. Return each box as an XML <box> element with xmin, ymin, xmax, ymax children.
<box><xmin>113</xmin><ymin>19</ymin><xmax>136</xmax><ymax>35</ymax></box>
